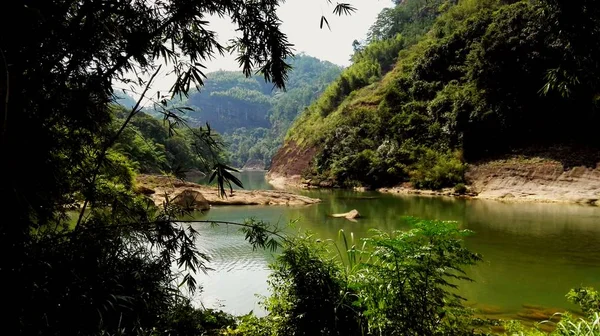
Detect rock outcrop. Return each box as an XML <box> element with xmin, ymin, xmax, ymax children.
<box><xmin>136</xmin><ymin>174</ymin><xmax>321</xmax><ymax>207</ymax></box>
<box><xmin>172</xmin><ymin>189</ymin><xmax>210</xmax><ymax>211</ymax></box>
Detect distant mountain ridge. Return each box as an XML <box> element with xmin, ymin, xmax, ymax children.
<box><xmin>176</xmin><ymin>54</ymin><xmax>342</xmax><ymax>168</ymax></box>
<box><xmin>113</xmin><ymin>54</ymin><xmax>342</xmax><ymax>169</ymax></box>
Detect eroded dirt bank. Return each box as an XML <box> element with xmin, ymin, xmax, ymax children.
<box><xmin>266</xmin><ymin>140</ymin><xmax>318</xmax><ymax>189</ymax></box>
<box><xmin>136</xmin><ymin>174</ymin><xmax>320</xmax><ymax>207</ymax></box>
<box><xmin>465</xmin><ymin>157</ymin><xmax>600</xmax><ymax>205</ymax></box>
<box><xmin>267</xmin><ymin>144</ymin><xmax>600</xmax><ymax>205</ymax></box>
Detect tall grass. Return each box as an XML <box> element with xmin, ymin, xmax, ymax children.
<box><xmin>554</xmin><ymin>313</ymin><xmax>600</xmax><ymax>336</ymax></box>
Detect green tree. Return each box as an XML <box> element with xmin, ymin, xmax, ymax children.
<box><xmin>0</xmin><ymin>1</ymin><xmax>353</xmax><ymax>334</ymax></box>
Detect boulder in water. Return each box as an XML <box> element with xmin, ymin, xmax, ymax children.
<box><xmin>172</xmin><ymin>189</ymin><xmax>210</xmax><ymax>211</ymax></box>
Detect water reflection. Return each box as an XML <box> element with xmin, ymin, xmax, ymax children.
<box><xmin>191</xmin><ymin>173</ymin><xmax>600</xmax><ymax>319</ymax></box>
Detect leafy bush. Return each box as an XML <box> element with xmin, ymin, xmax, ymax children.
<box><xmin>553</xmin><ymin>313</ymin><xmax>600</xmax><ymax>336</ymax></box>
<box><xmin>358</xmin><ymin>219</ymin><xmax>481</xmax><ymax>335</ymax></box>
<box><xmin>454</xmin><ymin>183</ymin><xmax>467</xmax><ymax>195</ymax></box>
<box><xmin>410</xmin><ymin>149</ymin><xmax>466</xmax><ymax>190</ymax></box>
<box><xmin>159</xmin><ymin>299</ymin><xmax>237</xmax><ymax>335</ymax></box>
<box><xmin>237</xmin><ymin>219</ymin><xmax>481</xmax><ymax>336</ymax></box>
<box><xmin>566</xmin><ymin>288</ymin><xmax>600</xmax><ymax>318</ymax></box>
<box><xmin>260</xmin><ymin>234</ymin><xmax>364</xmax><ymax>336</ymax></box>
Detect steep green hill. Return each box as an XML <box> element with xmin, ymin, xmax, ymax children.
<box><xmin>179</xmin><ymin>54</ymin><xmax>342</xmax><ymax>168</ymax></box>
<box><xmin>271</xmin><ymin>0</ymin><xmax>600</xmax><ymax>189</ymax></box>
<box><xmin>111</xmin><ymin>106</ymin><xmax>228</xmax><ymax>177</ymax></box>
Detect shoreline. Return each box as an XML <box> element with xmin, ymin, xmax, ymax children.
<box><xmin>137</xmin><ymin>174</ymin><xmax>320</xmax><ymax>207</ymax></box>
<box><xmin>266</xmin><ymin>158</ymin><xmax>600</xmax><ymax>207</ymax></box>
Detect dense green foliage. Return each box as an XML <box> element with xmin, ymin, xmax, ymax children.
<box><xmin>5</xmin><ymin>0</ymin><xmax>600</xmax><ymax>334</ymax></box>
<box><xmin>0</xmin><ymin>0</ymin><xmax>356</xmax><ymax>334</ymax></box>
<box><xmin>225</xmin><ymin>220</ymin><xmax>600</xmax><ymax>336</ymax></box>
<box><xmin>286</xmin><ymin>0</ymin><xmax>600</xmax><ymax>189</ymax></box>
<box><xmin>166</xmin><ymin>54</ymin><xmax>341</xmax><ymax>168</ymax></box>
<box><xmin>112</xmin><ymin>106</ymin><xmax>228</xmax><ymax>176</ymax></box>
<box><xmin>231</xmin><ymin>219</ymin><xmax>482</xmax><ymax>336</ymax></box>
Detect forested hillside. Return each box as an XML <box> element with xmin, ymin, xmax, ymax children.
<box><xmin>271</xmin><ymin>0</ymin><xmax>600</xmax><ymax>189</ymax></box>
<box><xmin>6</xmin><ymin>0</ymin><xmax>600</xmax><ymax>335</ymax></box>
<box><xmin>111</xmin><ymin>105</ymin><xmax>228</xmax><ymax>178</ymax></box>
<box><xmin>168</xmin><ymin>54</ymin><xmax>342</xmax><ymax>168</ymax></box>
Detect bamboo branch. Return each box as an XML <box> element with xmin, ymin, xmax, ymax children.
<box><xmin>75</xmin><ymin>65</ymin><xmax>162</xmax><ymax>229</ymax></box>
<box><xmin>176</xmin><ymin>219</ymin><xmax>288</xmax><ymax>242</ymax></box>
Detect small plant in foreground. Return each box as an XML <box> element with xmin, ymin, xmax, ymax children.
<box><xmin>238</xmin><ymin>218</ymin><xmax>481</xmax><ymax>336</ymax></box>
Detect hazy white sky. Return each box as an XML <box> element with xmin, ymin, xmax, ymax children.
<box><xmin>207</xmin><ymin>0</ymin><xmax>393</xmax><ymax>70</ymax></box>
<box><xmin>120</xmin><ymin>0</ymin><xmax>393</xmax><ymax>102</ymax></box>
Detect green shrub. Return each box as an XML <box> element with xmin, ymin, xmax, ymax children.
<box><xmin>240</xmin><ymin>219</ymin><xmax>481</xmax><ymax>336</ymax></box>
<box><xmin>260</xmin><ymin>235</ymin><xmax>364</xmax><ymax>336</ymax></box>
<box><xmin>225</xmin><ymin>313</ymin><xmax>271</xmax><ymax>336</ymax></box>
<box><xmin>553</xmin><ymin>312</ymin><xmax>600</xmax><ymax>336</ymax></box>
<box><xmin>454</xmin><ymin>183</ymin><xmax>467</xmax><ymax>194</ymax></box>
<box><xmin>410</xmin><ymin>149</ymin><xmax>466</xmax><ymax>190</ymax></box>
<box><xmin>160</xmin><ymin>299</ymin><xmax>237</xmax><ymax>335</ymax></box>
<box><xmin>566</xmin><ymin>288</ymin><xmax>600</xmax><ymax>318</ymax></box>
<box><xmin>358</xmin><ymin>219</ymin><xmax>481</xmax><ymax>335</ymax></box>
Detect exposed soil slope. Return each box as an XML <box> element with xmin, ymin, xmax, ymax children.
<box><xmin>266</xmin><ymin>141</ymin><xmax>318</xmax><ymax>189</ymax></box>
<box><xmin>466</xmin><ymin>158</ymin><xmax>600</xmax><ymax>205</ymax></box>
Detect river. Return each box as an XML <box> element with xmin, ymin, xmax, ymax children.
<box><xmin>188</xmin><ymin>170</ymin><xmax>600</xmax><ymax>320</ymax></box>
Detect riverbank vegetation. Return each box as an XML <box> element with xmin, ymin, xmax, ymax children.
<box><xmin>0</xmin><ymin>0</ymin><xmax>350</xmax><ymax>334</ymax></box>
<box><xmin>209</xmin><ymin>219</ymin><xmax>600</xmax><ymax>336</ymax></box>
<box><xmin>3</xmin><ymin>0</ymin><xmax>600</xmax><ymax>335</ymax></box>
<box><xmin>281</xmin><ymin>0</ymin><xmax>600</xmax><ymax>190</ymax></box>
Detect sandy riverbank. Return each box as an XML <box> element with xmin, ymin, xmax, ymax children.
<box><xmin>136</xmin><ymin>174</ymin><xmax>320</xmax><ymax>207</ymax></box>
<box><xmin>267</xmin><ymin>157</ymin><xmax>600</xmax><ymax>206</ymax></box>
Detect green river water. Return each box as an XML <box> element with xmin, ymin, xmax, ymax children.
<box><xmin>189</xmin><ymin>171</ymin><xmax>600</xmax><ymax>320</ymax></box>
